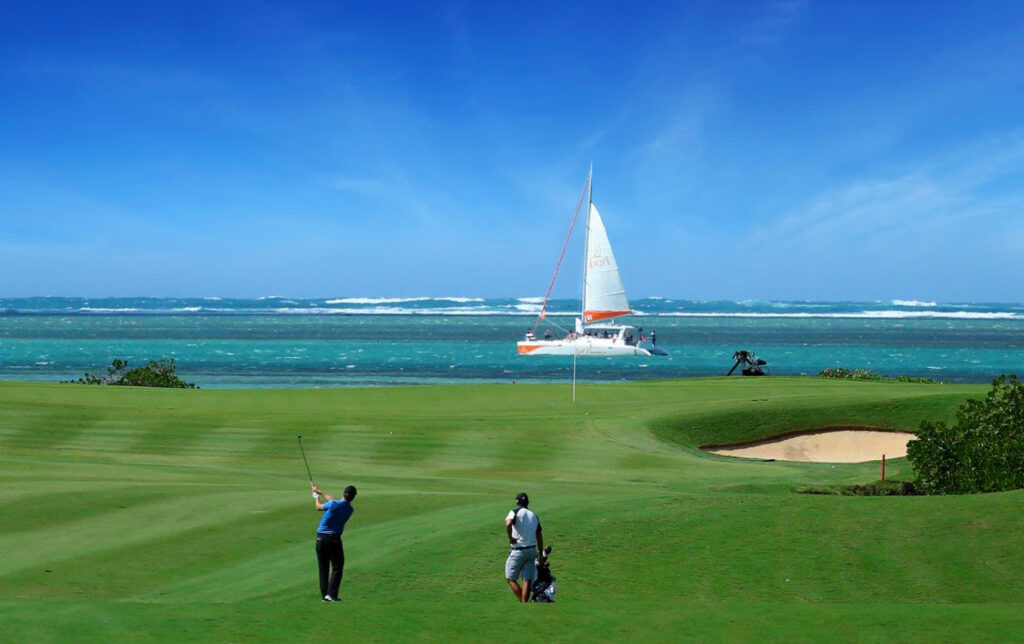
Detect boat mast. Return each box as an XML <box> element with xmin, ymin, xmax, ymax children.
<box><xmin>581</xmin><ymin>163</ymin><xmax>593</xmax><ymax>323</ymax></box>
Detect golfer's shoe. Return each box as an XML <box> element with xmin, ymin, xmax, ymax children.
<box><xmin>322</xmin><ymin>595</ymin><xmax>336</xmax><ymax>602</ymax></box>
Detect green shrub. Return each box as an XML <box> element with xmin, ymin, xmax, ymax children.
<box><xmin>907</xmin><ymin>375</ymin><xmax>1024</xmax><ymax>494</ymax></box>
<box><xmin>69</xmin><ymin>358</ymin><xmax>197</xmax><ymax>389</ymax></box>
<box><xmin>819</xmin><ymin>367</ymin><xmax>940</xmax><ymax>384</ymax></box>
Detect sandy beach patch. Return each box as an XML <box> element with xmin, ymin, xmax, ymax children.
<box><xmin>703</xmin><ymin>427</ymin><xmax>915</xmax><ymax>463</ymax></box>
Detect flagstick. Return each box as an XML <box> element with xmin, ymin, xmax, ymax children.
<box><xmin>572</xmin><ymin>335</ymin><xmax>577</xmax><ymax>402</ymax></box>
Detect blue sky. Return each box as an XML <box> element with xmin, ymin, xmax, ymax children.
<box><xmin>2</xmin><ymin>1</ymin><xmax>1023</xmax><ymax>301</ymax></box>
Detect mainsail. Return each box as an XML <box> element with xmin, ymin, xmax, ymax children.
<box><xmin>582</xmin><ymin>203</ymin><xmax>631</xmax><ymax>322</ymax></box>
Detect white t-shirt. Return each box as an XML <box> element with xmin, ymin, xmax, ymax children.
<box><xmin>506</xmin><ymin>507</ymin><xmax>540</xmax><ymax>547</ymax></box>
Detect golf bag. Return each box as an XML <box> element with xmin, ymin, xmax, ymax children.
<box><xmin>530</xmin><ymin>546</ymin><xmax>556</xmax><ymax>603</ymax></box>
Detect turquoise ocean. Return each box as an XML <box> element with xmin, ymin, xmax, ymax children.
<box><xmin>2</xmin><ymin>296</ymin><xmax>1022</xmax><ymax>387</ymax></box>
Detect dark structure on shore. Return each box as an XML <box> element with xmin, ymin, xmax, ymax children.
<box><xmin>727</xmin><ymin>350</ymin><xmax>768</xmax><ymax>376</ymax></box>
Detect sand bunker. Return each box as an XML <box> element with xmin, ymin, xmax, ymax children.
<box><xmin>704</xmin><ymin>427</ymin><xmax>915</xmax><ymax>463</ymax></box>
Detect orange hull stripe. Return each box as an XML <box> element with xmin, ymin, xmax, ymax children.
<box><xmin>517</xmin><ymin>344</ymin><xmax>543</xmax><ymax>354</ymax></box>
<box><xmin>584</xmin><ymin>309</ymin><xmax>632</xmax><ymax>322</ymax></box>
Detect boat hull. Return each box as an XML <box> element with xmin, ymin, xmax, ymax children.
<box><xmin>517</xmin><ymin>338</ymin><xmax>657</xmax><ymax>357</ymax></box>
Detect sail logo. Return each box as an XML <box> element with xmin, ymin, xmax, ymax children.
<box><xmin>588</xmin><ymin>255</ymin><xmax>610</xmax><ymax>268</ymax></box>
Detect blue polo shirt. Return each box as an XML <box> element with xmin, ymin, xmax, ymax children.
<box><xmin>317</xmin><ymin>499</ymin><xmax>354</xmax><ymax>535</ymax></box>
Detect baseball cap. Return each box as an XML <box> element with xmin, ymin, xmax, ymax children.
<box><xmin>515</xmin><ymin>492</ymin><xmax>529</xmax><ymax>506</ymax></box>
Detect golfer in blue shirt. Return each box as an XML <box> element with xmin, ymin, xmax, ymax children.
<box><xmin>312</xmin><ymin>484</ymin><xmax>357</xmax><ymax>602</ymax></box>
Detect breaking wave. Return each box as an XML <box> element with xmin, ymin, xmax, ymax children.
<box><xmin>324</xmin><ymin>297</ymin><xmax>485</xmax><ymax>305</ymax></box>
<box><xmin>656</xmin><ymin>311</ymin><xmax>1022</xmax><ymax>320</ymax></box>
<box><xmin>892</xmin><ymin>299</ymin><xmax>938</xmax><ymax>307</ymax></box>
<box><xmin>1</xmin><ymin>297</ymin><xmax>1021</xmax><ymax>320</ymax></box>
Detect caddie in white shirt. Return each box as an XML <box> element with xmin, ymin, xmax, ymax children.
<box><xmin>504</xmin><ymin>492</ymin><xmax>544</xmax><ymax>603</ymax></box>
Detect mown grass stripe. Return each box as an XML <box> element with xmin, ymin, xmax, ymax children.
<box><xmin>2</xmin><ymin>378</ymin><xmax>1022</xmax><ymax>641</ymax></box>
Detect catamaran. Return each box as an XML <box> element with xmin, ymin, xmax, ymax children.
<box><xmin>517</xmin><ymin>168</ymin><xmax>667</xmax><ymax>357</ymax></box>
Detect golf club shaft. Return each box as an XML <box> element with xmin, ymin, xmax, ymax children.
<box><xmin>297</xmin><ymin>435</ymin><xmax>314</xmax><ymax>486</ymax></box>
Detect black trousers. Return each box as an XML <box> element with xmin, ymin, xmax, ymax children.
<box><xmin>315</xmin><ymin>533</ymin><xmax>345</xmax><ymax>599</ymax></box>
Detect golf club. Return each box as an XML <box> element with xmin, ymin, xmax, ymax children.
<box><xmin>297</xmin><ymin>435</ymin><xmax>314</xmax><ymax>487</ymax></box>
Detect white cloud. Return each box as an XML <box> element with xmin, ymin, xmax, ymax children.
<box><xmin>726</xmin><ymin>130</ymin><xmax>1024</xmax><ymax>299</ymax></box>
<box><xmin>753</xmin><ymin>130</ymin><xmax>1024</xmax><ymax>251</ymax></box>
<box><xmin>731</xmin><ymin>0</ymin><xmax>809</xmax><ymax>58</ymax></box>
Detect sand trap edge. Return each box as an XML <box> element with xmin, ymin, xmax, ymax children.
<box><xmin>700</xmin><ymin>426</ymin><xmax>916</xmax><ymax>463</ymax></box>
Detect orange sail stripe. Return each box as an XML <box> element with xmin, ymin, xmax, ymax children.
<box><xmin>584</xmin><ymin>310</ymin><xmax>632</xmax><ymax>323</ymax></box>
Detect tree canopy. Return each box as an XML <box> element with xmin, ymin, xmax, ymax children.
<box><xmin>71</xmin><ymin>358</ymin><xmax>197</xmax><ymax>389</ymax></box>
<box><xmin>908</xmin><ymin>375</ymin><xmax>1024</xmax><ymax>494</ymax></box>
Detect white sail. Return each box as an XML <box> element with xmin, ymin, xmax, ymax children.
<box><xmin>583</xmin><ymin>203</ymin><xmax>631</xmax><ymax>323</ymax></box>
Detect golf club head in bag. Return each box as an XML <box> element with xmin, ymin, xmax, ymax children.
<box><xmin>530</xmin><ymin>546</ymin><xmax>556</xmax><ymax>603</ymax></box>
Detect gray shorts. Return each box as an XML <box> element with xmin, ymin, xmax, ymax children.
<box><xmin>505</xmin><ymin>547</ymin><xmax>537</xmax><ymax>581</ymax></box>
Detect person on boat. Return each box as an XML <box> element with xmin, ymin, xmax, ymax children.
<box><xmin>525</xmin><ymin>329</ymin><xmax>535</xmax><ymax>341</ymax></box>
<box><xmin>505</xmin><ymin>492</ymin><xmax>544</xmax><ymax>603</ymax></box>
<box><xmin>651</xmin><ymin>329</ymin><xmax>657</xmax><ymax>345</ymax></box>
<box><xmin>625</xmin><ymin>330</ymin><xmax>634</xmax><ymax>345</ymax></box>
<box><xmin>544</xmin><ymin>329</ymin><xmax>552</xmax><ymax>340</ymax></box>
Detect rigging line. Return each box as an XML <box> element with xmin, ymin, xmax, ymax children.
<box><xmin>533</xmin><ymin>178</ymin><xmax>590</xmax><ymax>332</ymax></box>
<box><xmin>546</xmin><ymin>319</ymin><xmax>570</xmax><ymax>334</ymax></box>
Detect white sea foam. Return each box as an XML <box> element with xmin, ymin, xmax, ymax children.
<box><xmin>163</xmin><ymin>304</ymin><xmax>1024</xmax><ymax>319</ymax></box>
<box><xmin>79</xmin><ymin>306</ymin><xmax>207</xmax><ymax>313</ymax></box>
<box><xmin>326</xmin><ymin>297</ymin><xmax>426</xmax><ymax>304</ymax></box>
<box><xmin>514</xmin><ymin>303</ymin><xmax>543</xmax><ymax>313</ymax></box>
<box><xmin>203</xmin><ymin>297</ymin><xmax>222</xmax><ymax>301</ymax></box>
<box><xmin>324</xmin><ymin>297</ymin><xmax>485</xmax><ymax>305</ymax></box>
<box><xmin>273</xmin><ymin>306</ymin><xmax>578</xmax><ymax>316</ymax></box>
<box><xmin>516</xmin><ymin>297</ymin><xmax>545</xmax><ymax>304</ymax></box>
<box><xmin>274</xmin><ymin>307</ymin><xmax>353</xmax><ymax>314</ymax></box>
<box><xmin>892</xmin><ymin>299</ymin><xmax>938</xmax><ymax>307</ymax></box>
<box><xmin>655</xmin><ymin>310</ymin><xmax>1022</xmax><ymax>320</ymax></box>
<box><xmin>55</xmin><ymin>300</ymin><xmax>1024</xmax><ymax>320</ymax></box>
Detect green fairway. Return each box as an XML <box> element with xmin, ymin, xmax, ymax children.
<box><xmin>2</xmin><ymin>378</ymin><xmax>1023</xmax><ymax>641</ymax></box>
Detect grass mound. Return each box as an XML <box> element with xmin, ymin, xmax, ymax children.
<box><xmin>2</xmin><ymin>378</ymin><xmax>1024</xmax><ymax>640</ymax></box>
<box><xmin>795</xmin><ymin>480</ymin><xmax>922</xmax><ymax>496</ymax></box>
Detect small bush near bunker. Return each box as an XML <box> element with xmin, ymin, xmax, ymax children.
<box><xmin>907</xmin><ymin>375</ymin><xmax>1024</xmax><ymax>494</ymax></box>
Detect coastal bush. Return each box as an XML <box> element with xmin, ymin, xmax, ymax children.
<box><xmin>907</xmin><ymin>375</ymin><xmax>1024</xmax><ymax>494</ymax></box>
<box><xmin>819</xmin><ymin>367</ymin><xmax>940</xmax><ymax>384</ymax></box>
<box><xmin>69</xmin><ymin>358</ymin><xmax>197</xmax><ymax>389</ymax></box>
